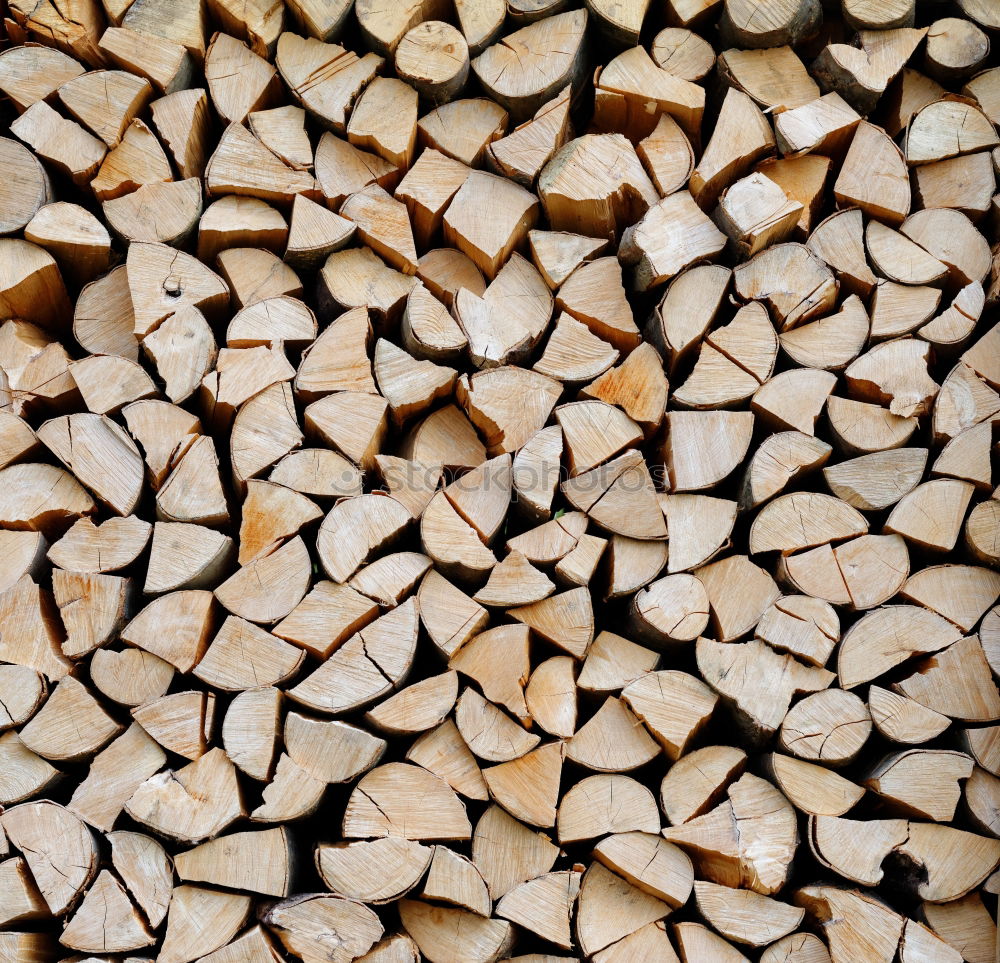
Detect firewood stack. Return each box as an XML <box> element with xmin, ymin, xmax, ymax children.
<box><xmin>2</xmin><ymin>0</ymin><xmax>1000</xmax><ymax>959</ymax></box>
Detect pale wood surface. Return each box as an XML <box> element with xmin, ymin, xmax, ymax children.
<box><xmin>1</xmin><ymin>2</ymin><xmax>998</xmax><ymax>959</ymax></box>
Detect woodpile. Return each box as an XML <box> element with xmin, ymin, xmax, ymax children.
<box><xmin>2</xmin><ymin>0</ymin><xmax>1000</xmax><ymax>959</ymax></box>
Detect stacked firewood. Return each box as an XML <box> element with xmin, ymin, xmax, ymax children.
<box><xmin>2</xmin><ymin>0</ymin><xmax>1000</xmax><ymax>959</ymax></box>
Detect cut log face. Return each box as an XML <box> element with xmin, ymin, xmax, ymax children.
<box><xmin>3</xmin><ymin>3</ymin><xmax>1000</xmax><ymax>959</ymax></box>
<box><xmin>472</xmin><ymin>10</ymin><xmax>586</xmax><ymax>124</ymax></box>
<box><xmin>620</xmin><ymin>190</ymin><xmax>727</xmax><ymax>291</ymax></box>
<box><xmin>318</xmin><ymin>838</ymin><xmax>432</xmax><ymax>903</ymax></box>
<box><xmin>662</xmin><ymin>773</ymin><xmax>798</xmax><ymax>895</ymax></box>
<box><xmin>593</xmin><ymin>46</ymin><xmax>705</xmax><ymax>143</ymax></box>
<box><xmin>444</xmin><ymin>173</ymin><xmax>540</xmax><ymax>280</ymax></box>
<box><xmin>1</xmin><ymin>802</ymin><xmax>98</xmax><ymax>915</ymax></box>
<box><xmin>768</xmin><ymin>753</ymin><xmax>863</xmax><ymax>817</ymax></box>
<box><xmin>779</xmin><ymin>689</ymin><xmax>871</xmax><ymax>765</ymax></box>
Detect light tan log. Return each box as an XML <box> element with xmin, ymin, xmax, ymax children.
<box><xmin>472</xmin><ymin>10</ymin><xmax>586</xmax><ymax>124</ymax></box>
<box><xmin>0</xmin><ymin>45</ymin><xmax>85</xmax><ymax>111</ymax></box>
<box><xmin>1</xmin><ymin>801</ymin><xmax>98</xmax><ymax>915</ymax></box>
<box><xmin>718</xmin><ymin>47</ymin><xmax>818</xmax><ymax>114</ymax></box>
<box><xmin>592</xmin><ymin>46</ymin><xmax>704</xmax><ymax>143</ymax></box>
<box><xmin>275</xmin><ymin>33</ymin><xmax>382</xmax><ymax>133</ymax></box>
<box><xmin>698</xmin><ymin>637</ymin><xmax>832</xmax><ymax>741</ymax></box>
<box><xmin>417</xmin><ymin>97</ymin><xmax>507</xmax><ymax>168</ymax></box>
<box><xmin>173</xmin><ymin>828</ymin><xmax>292</xmax><ymax>898</ymax></box>
<box><xmin>834</xmin><ymin>121</ymin><xmax>911</xmax><ymax>226</ymax></box>
<box><xmin>396</xmin><ymin>21</ymin><xmax>469</xmax><ymax>103</ymax></box>
<box><xmin>565</xmin><ymin>697</ymin><xmax>659</xmax><ymax>771</ymax></box>
<box><xmin>539</xmin><ymin>133</ymin><xmax>658</xmax><ymax>240</ymax></box>
<box><xmin>288</xmin><ymin>602</ymin><xmax>418</xmax><ymax>714</ymax></box>
<box><xmin>620</xmin><ymin>190</ymin><xmax>726</xmax><ymax>291</ymax></box>
<box><xmin>767</xmin><ymin>753</ymin><xmax>864</xmax><ymax>817</ymax></box>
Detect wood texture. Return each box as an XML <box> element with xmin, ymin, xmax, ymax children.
<box><xmin>0</xmin><ymin>2</ymin><xmax>998</xmax><ymax>960</ymax></box>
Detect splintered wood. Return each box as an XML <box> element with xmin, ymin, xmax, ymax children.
<box><xmin>2</xmin><ymin>0</ymin><xmax>1000</xmax><ymax>960</ymax></box>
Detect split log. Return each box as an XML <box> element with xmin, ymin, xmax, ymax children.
<box><xmin>496</xmin><ymin>868</ymin><xmax>580</xmax><ymax>948</ymax></box>
<box><xmin>565</xmin><ymin>697</ymin><xmax>659</xmax><ymax>771</ymax></box>
<box><xmin>577</xmin><ymin>631</ymin><xmax>658</xmax><ymax>696</ymax></box>
<box><xmin>288</xmin><ymin>601</ymin><xmax>418</xmax><ymax>714</ymax></box>
<box><xmin>539</xmin><ymin>133</ymin><xmax>658</xmax><ymax>240</ymax></box>
<box><xmin>23</xmin><ymin>202</ymin><xmax>106</xmax><ymax>287</ymax></box>
<box><xmin>907</xmin><ymin>101</ymin><xmax>997</xmax><ymax>166</ymax></box>
<box><xmin>779</xmin><ymin>689</ymin><xmax>871</xmax><ymax>765</ymax></box>
<box><xmin>314</xmin><ymin>133</ymin><xmax>398</xmax><ymax>212</ymax></box>
<box><xmin>205</xmin><ymin>122</ymin><xmax>319</xmax><ymax>207</ymax></box>
<box><xmin>826</xmin><ymin>396</ymin><xmax>918</xmax><ymax>455</ymax></box>
<box><xmin>249</xmin><ymin>104</ymin><xmax>312</xmax><ymax>170</ymax></box>
<box><xmin>108</xmin><ymin>181</ymin><xmax>200</xmax><ymax>250</ymax></box>
<box><xmin>318</xmin><ymin>248</ymin><xmax>416</xmax><ymax>328</ymax></box>
<box><xmin>865</xmin><ymin>749</ymin><xmax>973</xmax><ymax>820</ymax></box>
<box><xmin>317</xmin><ymin>838</ymin><xmax>431</xmax><ymax>903</ymax></box>
<box><xmin>159</xmin><ymin>886</ymin><xmax>253</xmax><ymax>963</ymax></box>
<box><xmin>834</xmin><ymin>122</ymin><xmax>911</xmax><ymax>226</ymax></box>
<box><xmin>812</xmin><ymin>27</ymin><xmax>927</xmax><ymax>114</ymax></box>
<box><xmin>175</xmin><ymin>828</ymin><xmax>293</xmax><ymax>896</ymax></box>
<box><xmin>619</xmin><ymin>190</ymin><xmax>727</xmax><ymax>291</ymax></box>
<box><xmin>454</xmin><ymin>254</ymin><xmax>551</xmax><ymax>366</ymax></box>
<box><xmin>99</xmin><ymin>28</ymin><xmax>191</xmax><ymax>96</ymax></box>
<box><xmin>1</xmin><ymin>3</ymin><xmax>998</xmax><ymax>958</ymax></box>
<box><xmin>652</xmin><ymin>27</ymin><xmax>715</xmax><ymax>81</ymax></box>
<box><xmin>486</xmin><ymin>86</ymin><xmax>572</xmax><ymax>188</ymax></box>
<box><xmin>870</xmin><ymin>685</ymin><xmax>950</xmax><ymax>746</ymax></box>
<box><xmin>719</xmin><ymin>0</ymin><xmax>820</xmax><ymax>48</ymax></box>
<box><xmin>0</xmin><ymin>46</ymin><xmax>85</xmax><ymax>111</ymax></box>
<box><xmin>922</xmin><ymin>894</ymin><xmax>995</xmax><ymax>963</ymax></box>
<box><xmin>205</xmin><ymin>33</ymin><xmax>279</xmax><ymax>125</ymax></box>
<box><xmin>637</xmin><ymin>114</ymin><xmax>695</xmax><ymax>197</ymax></box>
<box><xmin>697</xmin><ymin>636</ymin><xmax>831</xmax><ymax>738</ymax></box>
<box><xmin>57</xmin><ymin>70</ymin><xmax>152</xmax><ymax>148</ymax></box>
<box><xmin>275</xmin><ymin>33</ymin><xmax>382</xmax><ymax>133</ymax></box>
<box><xmin>592</xmin><ymin>46</ymin><xmax>704</xmax><ymax>143</ymax></box>
<box><xmin>396</xmin><ymin>151</ymin><xmax>472</xmax><ymax>250</ymax></box>
<box><xmin>61</xmin><ymin>870</ymin><xmax>156</xmax><ymax>954</ymax></box>
<box><xmin>1</xmin><ymin>801</ymin><xmax>98</xmax><ymax>915</ymax></box>
<box><xmin>0</xmin><ymin>240</ymin><xmax>73</xmax><ymax>333</ymax></box>
<box><xmin>838</xmin><ymin>605</ymin><xmax>962</xmax><ymax>690</ymax></box>
<box><xmin>665</xmin><ymin>411</ymin><xmax>754</xmax><ymax>492</ymax></box>
<box><xmin>198</xmin><ymin>197</ymin><xmax>288</xmax><ymax>264</ymax></box>
<box><xmin>472</xmin><ymin>10</ymin><xmax>586</xmax><ymax>124</ymax></box>
<box><xmin>693</xmin><ymin>880</ymin><xmax>803</xmax><ymax>947</ymax></box>
<box><xmin>149</xmin><ymin>88</ymin><xmax>211</xmax><ymax>180</ymax></box>
<box><xmin>6</xmin><ymin>1</ymin><xmax>104</xmax><ymax>64</ymax></box>
<box><xmin>733</xmin><ymin>243</ymin><xmax>836</xmax><ymax>331</ymax></box>
<box><xmin>674</xmin><ymin>922</ymin><xmax>748</xmax><ymax>962</ymax></box>
<box><xmin>902</xmin><ymin>208</ymin><xmax>991</xmax><ymax>286</ymax></box>
<box><xmin>740</xmin><ymin>433</ymin><xmax>831</xmax><ymax>511</ymax></box>
<box><xmin>399</xmin><ymin>899</ymin><xmax>511</xmax><ymax>962</ymax></box>
<box><xmin>869</xmin><ymin>282</ymin><xmax>941</xmax><ymax>342</ymax></box>
<box><xmin>524</xmin><ymin>657</ymin><xmax>576</xmax><ymax>737</ymax></box>
<box><xmin>718</xmin><ymin>47</ymin><xmax>818</xmax><ymax>113</ymax></box>
<box><xmin>417</xmin><ymin>97</ymin><xmax>508</xmax><ymax>167</ymax></box>
<box><xmin>844</xmin><ymin>0</ymin><xmax>913</xmax><ymax>29</ymax></box>
<box><xmin>576</xmin><ymin>863</ymin><xmax>670</xmax><ymax>954</ymax></box>
<box><xmin>767</xmin><ymin>753</ymin><xmax>863</xmax><ymax>816</ymax></box>
<box><xmin>347</xmin><ymin>77</ymin><xmax>419</xmax><ymax>171</ymax></box>
<box><xmin>449</xmin><ymin>0</ymin><xmax>504</xmax><ymax>56</ymax></box>
<box><xmin>661</xmin><ymin>773</ymin><xmax>798</xmax><ymax>894</ymax></box>
<box><xmin>659</xmin><ymin>744</ymin><xmax>745</xmax><ymax>825</ymax></box>
<box><xmin>444</xmin><ymin>173</ymin><xmax>539</xmax><ymax>280</ymax></box>
<box><xmin>0</xmin><ymin>733</ymin><xmax>59</xmax><ymax>807</ymax></box>
<box><xmin>91</xmin><ymin>647</ymin><xmax>173</xmax><ymax>708</ymax></box>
